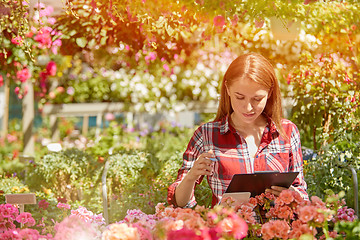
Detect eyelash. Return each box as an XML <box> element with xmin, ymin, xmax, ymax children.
<box><xmin>236</xmin><ymin>97</ymin><xmax>262</xmax><ymax>101</ymax></box>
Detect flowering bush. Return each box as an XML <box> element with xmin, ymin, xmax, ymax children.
<box><xmin>0</xmin><ymin>1</ymin><xmax>65</xmax><ymax>101</ymax></box>
<box><xmin>1</xmin><ymin>189</ymin><xmax>359</xmax><ymax>239</ymax></box>
<box><xmin>102</xmin><ymin>191</ymin><xmax>358</xmax><ymax>240</ymax></box>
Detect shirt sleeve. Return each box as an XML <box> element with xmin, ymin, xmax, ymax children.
<box><xmin>289</xmin><ymin>123</ymin><xmax>309</xmax><ymax>200</ymax></box>
<box><xmin>167</xmin><ymin>126</ymin><xmax>205</xmax><ymax>208</ymax></box>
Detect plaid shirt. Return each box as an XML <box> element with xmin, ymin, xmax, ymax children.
<box><xmin>167</xmin><ymin>114</ymin><xmax>308</xmax><ymax>208</ymax></box>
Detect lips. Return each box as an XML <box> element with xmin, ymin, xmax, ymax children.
<box><xmin>243</xmin><ymin>113</ymin><xmax>255</xmax><ymax>118</ymax></box>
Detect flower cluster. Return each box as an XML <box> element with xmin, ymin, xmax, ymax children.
<box><xmin>334</xmin><ymin>206</ymin><xmax>357</xmax><ymax>222</ymax></box>
<box><xmin>0</xmin><ymin>204</ymin><xmax>50</xmax><ymax>239</ymax></box>
<box><xmin>0</xmin><ymin>2</ymin><xmax>64</xmax><ymax>100</ymax></box>
<box><xmin>234</xmin><ymin>190</ymin><xmax>358</xmax><ymax>239</ymax></box>
<box><xmin>54</xmin><ymin>215</ymin><xmax>102</xmax><ymax>240</ymax></box>
<box><xmin>103</xmin><ymin>203</ymin><xmax>248</xmax><ymax>240</ymax></box>
<box><xmin>70</xmin><ymin>206</ymin><xmax>105</xmax><ymax>226</ymax></box>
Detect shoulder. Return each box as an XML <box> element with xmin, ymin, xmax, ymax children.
<box><xmin>280</xmin><ymin>119</ymin><xmax>300</xmax><ymax>135</ymax></box>
<box><xmin>196</xmin><ymin>118</ymin><xmax>223</xmax><ymax>132</ymax></box>
<box><xmin>280</xmin><ymin>119</ymin><xmax>298</xmax><ymax>129</ymax></box>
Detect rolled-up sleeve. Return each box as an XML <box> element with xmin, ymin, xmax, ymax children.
<box><xmin>289</xmin><ymin>124</ymin><xmax>309</xmax><ymax>200</ymax></box>
<box><xmin>167</xmin><ymin>126</ymin><xmax>205</xmax><ymax>208</ymax></box>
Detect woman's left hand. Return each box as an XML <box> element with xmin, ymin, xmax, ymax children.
<box><xmin>265</xmin><ymin>186</ymin><xmax>288</xmax><ymax>197</ymax></box>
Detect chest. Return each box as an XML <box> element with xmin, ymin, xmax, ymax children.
<box><xmin>205</xmin><ymin>132</ymin><xmax>291</xmax><ymax>174</ymax></box>
<box><xmin>244</xmin><ymin>136</ymin><xmax>259</xmax><ymax>158</ymax></box>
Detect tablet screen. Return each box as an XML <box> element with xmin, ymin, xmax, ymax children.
<box><xmin>224</xmin><ymin>171</ymin><xmax>299</xmax><ymax>197</ymax></box>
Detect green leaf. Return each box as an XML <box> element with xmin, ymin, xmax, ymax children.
<box><xmin>76</xmin><ymin>37</ymin><xmax>87</xmax><ymax>48</ymax></box>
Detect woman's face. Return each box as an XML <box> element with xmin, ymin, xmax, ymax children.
<box><xmin>226</xmin><ymin>77</ymin><xmax>270</xmax><ymax>125</ymax></box>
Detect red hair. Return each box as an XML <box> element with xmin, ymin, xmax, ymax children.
<box><xmin>215</xmin><ymin>52</ymin><xmax>285</xmax><ymax>137</ymax></box>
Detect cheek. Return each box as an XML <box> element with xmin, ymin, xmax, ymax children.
<box><xmin>256</xmin><ymin>99</ymin><xmax>268</xmax><ymax>110</ymax></box>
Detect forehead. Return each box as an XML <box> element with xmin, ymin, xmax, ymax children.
<box><xmin>229</xmin><ymin>77</ymin><xmax>269</xmax><ymax>94</ymax></box>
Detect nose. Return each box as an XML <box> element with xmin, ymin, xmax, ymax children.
<box><xmin>245</xmin><ymin>101</ymin><xmax>253</xmax><ymax>112</ymax></box>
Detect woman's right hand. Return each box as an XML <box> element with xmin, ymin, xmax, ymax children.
<box><xmin>186</xmin><ymin>150</ymin><xmax>215</xmax><ymax>182</ymax></box>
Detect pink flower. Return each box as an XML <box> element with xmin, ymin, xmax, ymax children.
<box><xmin>298</xmin><ymin>205</ymin><xmax>317</xmax><ymax>222</ymax></box>
<box><xmin>38</xmin><ymin>199</ymin><xmax>49</xmax><ymax>210</ymax></box>
<box><xmin>213</xmin><ymin>15</ymin><xmax>225</xmax><ymax>28</ymax></box>
<box><xmin>278</xmin><ymin>189</ymin><xmax>294</xmax><ymax>204</ymax></box>
<box><xmin>0</xmin><ymin>204</ymin><xmax>19</xmax><ymax>220</ymax></box>
<box><xmin>11</xmin><ymin>36</ymin><xmax>24</xmax><ymax>46</ymax></box>
<box><xmin>105</xmin><ymin>113</ymin><xmax>116</xmax><ymax>121</ymax></box>
<box><xmin>132</xmin><ymin>223</ymin><xmax>153</xmax><ymax>240</ymax></box>
<box><xmin>34</xmin><ymin>27</ymin><xmax>53</xmax><ymax>48</ymax></box>
<box><xmin>16</xmin><ymin>68</ymin><xmax>31</xmax><ymax>83</ymax></box>
<box><xmin>54</xmin><ymin>215</ymin><xmax>99</xmax><ymax>240</ymax></box>
<box><xmin>231</xmin><ymin>15</ymin><xmax>239</xmax><ymax>26</ymax></box>
<box><xmin>261</xmin><ymin>220</ymin><xmax>290</xmax><ymax>240</ymax></box>
<box><xmin>17</xmin><ymin>228</ymin><xmax>42</xmax><ymax>239</ymax></box>
<box><xmin>70</xmin><ymin>206</ymin><xmax>105</xmax><ymax>225</ymax></box>
<box><xmin>217</xmin><ymin>214</ymin><xmax>248</xmax><ymax>239</ymax></box>
<box><xmin>56</xmin><ymin>86</ymin><xmax>65</xmax><ymax>93</ymax></box>
<box><xmin>15</xmin><ymin>212</ymin><xmax>36</xmax><ymax>227</ymax></box>
<box><xmin>304</xmin><ymin>0</ymin><xmax>318</xmax><ymax>5</ymax></box>
<box><xmin>57</xmin><ymin>202</ymin><xmax>71</xmax><ymax>210</ymax></box>
<box><xmin>0</xmin><ymin>75</ymin><xmax>3</xmax><ymax>87</ymax></box>
<box><xmin>6</xmin><ymin>134</ymin><xmax>17</xmax><ymax>143</ymax></box>
<box><xmin>255</xmin><ymin>18</ymin><xmax>264</xmax><ymax>28</ymax></box>
<box><xmin>46</xmin><ymin>61</ymin><xmax>57</xmax><ymax>76</ymax></box>
<box><xmin>145</xmin><ymin>52</ymin><xmax>157</xmax><ymax>64</ymax></box>
<box><xmin>14</xmin><ymin>87</ymin><xmax>20</xmax><ymax>95</ymax></box>
<box><xmin>163</xmin><ymin>64</ymin><xmax>170</xmax><ymax>72</ymax></box>
<box><xmin>66</xmin><ymin>87</ymin><xmax>75</xmax><ymax>95</ymax></box>
<box><xmin>51</xmin><ymin>39</ymin><xmax>62</xmax><ymax>54</ymax></box>
<box><xmin>47</xmin><ymin>17</ymin><xmax>56</xmax><ymax>25</ymax></box>
<box><xmin>167</xmin><ymin>227</ymin><xmax>201</xmax><ymax>240</ymax></box>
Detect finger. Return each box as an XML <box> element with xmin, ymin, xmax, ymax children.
<box><xmin>271</xmin><ymin>186</ymin><xmax>287</xmax><ymax>191</ymax></box>
<box><xmin>192</xmin><ymin>168</ymin><xmax>213</xmax><ymax>176</ymax></box>
<box><xmin>197</xmin><ymin>156</ymin><xmax>213</xmax><ymax>165</ymax></box>
<box><xmin>202</xmin><ymin>150</ymin><xmax>216</xmax><ymax>159</ymax></box>
<box><xmin>265</xmin><ymin>188</ymin><xmax>281</xmax><ymax>196</ymax></box>
<box><xmin>196</xmin><ymin>162</ymin><xmax>213</xmax><ymax>172</ymax></box>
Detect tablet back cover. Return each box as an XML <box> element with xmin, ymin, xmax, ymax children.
<box><xmin>224</xmin><ymin>171</ymin><xmax>299</xmax><ymax>197</ymax></box>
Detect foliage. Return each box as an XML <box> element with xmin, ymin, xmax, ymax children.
<box><xmin>26</xmin><ymin>148</ymin><xmax>103</xmax><ymax>201</ymax></box>
<box><xmin>55</xmin><ymin>0</ymin><xmax>360</xmax><ymax>59</ymax></box>
<box><xmin>304</xmin><ymin>139</ymin><xmax>360</xmax><ymax>210</ymax></box>
<box><xmin>289</xmin><ymin>52</ymin><xmax>360</xmax><ymax>150</ymax></box>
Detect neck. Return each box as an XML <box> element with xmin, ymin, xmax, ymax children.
<box><xmin>230</xmin><ymin>112</ymin><xmax>266</xmax><ymax>130</ymax></box>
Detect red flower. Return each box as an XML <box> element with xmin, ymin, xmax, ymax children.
<box><xmin>38</xmin><ymin>199</ymin><xmax>49</xmax><ymax>210</ymax></box>
<box><xmin>11</xmin><ymin>36</ymin><xmax>24</xmax><ymax>46</ymax></box>
<box><xmin>167</xmin><ymin>227</ymin><xmax>201</xmax><ymax>240</ymax></box>
<box><xmin>46</xmin><ymin>61</ymin><xmax>57</xmax><ymax>76</ymax></box>
<box><xmin>0</xmin><ymin>75</ymin><xmax>4</xmax><ymax>87</ymax></box>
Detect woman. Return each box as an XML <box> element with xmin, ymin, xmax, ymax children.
<box><xmin>167</xmin><ymin>52</ymin><xmax>308</xmax><ymax>208</ymax></box>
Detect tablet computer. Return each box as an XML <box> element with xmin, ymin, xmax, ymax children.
<box><xmin>224</xmin><ymin>171</ymin><xmax>299</xmax><ymax>197</ymax></box>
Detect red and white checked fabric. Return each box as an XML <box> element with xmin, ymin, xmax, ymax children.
<box><xmin>167</xmin><ymin>114</ymin><xmax>308</xmax><ymax>208</ymax></box>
